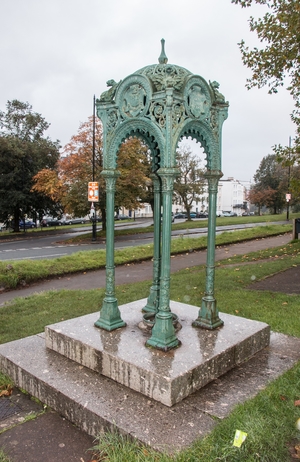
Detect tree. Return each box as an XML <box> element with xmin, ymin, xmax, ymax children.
<box><xmin>232</xmin><ymin>0</ymin><xmax>300</xmax><ymax>162</ymax></box>
<box><xmin>252</xmin><ymin>154</ymin><xmax>286</xmax><ymax>213</ymax></box>
<box><xmin>116</xmin><ymin>137</ymin><xmax>152</xmax><ymax>213</ymax></box>
<box><xmin>247</xmin><ymin>186</ymin><xmax>277</xmax><ymax>215</ymax></box>
<box><xmin>35</xmin><ymin>117</ymin><xmax>153</xmax><ymax>229</ymax></box>
<box><xmin>173</xmin><ymin>145</ymin><xmax>206</xmax><ymax>220</ymax></box>
<box><xmin>59</xmin><ymin>117</ymin><xmax>104</xmax><ymax>220</ymax></box>
<box><xmin>0</xmin><ymin>100</ymin><xmax>60</xmax><ymax>231</ymax></box>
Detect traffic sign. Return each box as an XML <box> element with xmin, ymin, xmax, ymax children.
<box><xmin>88</xmin><ymin>182</ymin><xmax>99</xmax><ymax>202</ymax></box>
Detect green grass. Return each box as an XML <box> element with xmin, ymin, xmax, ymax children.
<box><xmin>67</xmin><ymin>211</ymin><xmax>295</xmax><ymax>243</ymax></box>
<box><xmin>0</xmin><ymin>451</ymin><xmax>11</xmax><ymax>462</ymax></box>
<box><xmin>90</xmin><ymin>366</ymin><xmax>300</xmax><ymax>462</ymax></box>
<box><xmin>0</xmin><ymin>372</ymin><xmax>13</xmax><ymax>388</ymax></box>
<box><xmin>1</xmin><ymin>221</ymin><xmax>300</xmax><ymax>461</ymax></box>
<box><xmin>0</xmin><ymin>223</ymin><xmax>292</xmax><ymax>290</ymax></box>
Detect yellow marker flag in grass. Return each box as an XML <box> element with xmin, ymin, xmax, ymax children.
<box><xmin>233</xmin><ymin>429</ymin><xmax>247</xmax><ymax>447</ymax></box>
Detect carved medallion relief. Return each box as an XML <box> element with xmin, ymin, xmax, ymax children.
<box><xmin>122</xmin><ymin>84</ymin><xmax>146</xmax><ymax>117</ymax></box>
<box><xmin>116</xmin><ymin>75</ymin><xmax>151</xmax><ymax>120</ymax></box>
<box><xmin>184</xmin><ymin>75</ymin><xmax>212</xmax><ymax>121</ymax></box>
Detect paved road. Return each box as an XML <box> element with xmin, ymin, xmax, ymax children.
<box><xmin>0</xmin><ymin>233</ymin><xmax>292</xmax><ymax>306</ymax></box>
<box><xmin>0</xmin><ymin>220</ymin><xmax>289</xmax><ymax>261</ymax></box>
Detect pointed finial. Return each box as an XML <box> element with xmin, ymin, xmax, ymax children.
<box><xmin>158</xmin><ymin>38</ymin><xmax>168</xmax><ymax>64</ymax></box>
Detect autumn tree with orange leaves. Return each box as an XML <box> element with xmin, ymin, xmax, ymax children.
<box><xmin>33</xmin><ymin>116</ymin><xmax>153</xmax><ymax>229</ymax></box>
<box><xmin>247</xmin><ymin>187</ymin><xmax>277</xmax><ymax>215</ymax></box>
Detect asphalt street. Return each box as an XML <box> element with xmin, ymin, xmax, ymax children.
<box><xmin>0</xmin><ymin>220</ymin><xmax>288</xmax><ymax>261</ymax></box>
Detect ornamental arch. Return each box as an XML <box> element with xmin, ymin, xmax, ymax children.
<box><xmin>94</xmin><ymin>40</ymin><xmax>229</xmax><ymax>350</ymax></box>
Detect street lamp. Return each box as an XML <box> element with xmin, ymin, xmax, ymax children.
<box><xmin>286</xmin><ymin>136</ymin><xmax>292</xmax><ymax>221</ymax></box>
<box><xmin>91</xmin><ymin>94</ymin><xmax>97</xmax><ymax>241</ymax></box>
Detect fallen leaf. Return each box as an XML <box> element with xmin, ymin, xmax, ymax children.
<box><xmin>294</xmin><ymin>400</ymin><xmax>300</xmax><ymax>406</ymax></box>
<box><xmin>0</xmin><ymin>385</ymin><xmax>13</xmax><ymax>397</ymax></box>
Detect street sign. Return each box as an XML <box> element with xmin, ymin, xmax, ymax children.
<box><xmin>286</xmin><ymin>193</ymin><xmax>291</xmax><ymax>202</ymax></box>
<box><xmin>88</xmin><ymin>182</ymin><xmax>99</xmax><ymax>202</ymax></box>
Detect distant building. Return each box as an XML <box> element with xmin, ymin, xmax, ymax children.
<box><xmin>122</xmin><ymin>177</ymin><xmax>251</xmax><ymax>217</ymax></box>
<box><xmin>218</xmin><ymin>177</ymin><xmax>248</xmax><ymax>215</ymax></box>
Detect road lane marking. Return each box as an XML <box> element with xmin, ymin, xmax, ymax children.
<box><xmin>2</xmin><ymin>253</ymin><xmax>69</xmax><ymax>260</ymax></box>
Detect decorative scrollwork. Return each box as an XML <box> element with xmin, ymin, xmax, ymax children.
<box><xmin>137</xmin><ymin>64</ymin><xmax>189</xmax><ymax>92</ymax></box>
<box><xmin>172</xmin><ymin>102</ymin><xmax>186</xmax><ymax>128</ymax></box>
<box><xmin>106</xmin><ymin>267</ymin><xmax>115</xmax><ymax>294</ymax></box>
<box><xmin>107</xmin><ymin>109</ymin><xmax>118</xmax><ymax>131</ymax></box>
<box><xmin>149</xmin><ymin>100</ymin><xmax>166</xmax><ymax>129</ymax></box>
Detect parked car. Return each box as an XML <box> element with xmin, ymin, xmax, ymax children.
<box><xmin>222</xmin><ymin>211</ymin><xmax>237</xmax><ymax>217</ymax></box>
<box><xmin>62</xmin><ymin>218</ymin><xmax>87</xmax><ymax>225</ymax></box>
<box><xmin>216</xmin><ymin>211</ymin><xmax>224</xmax><ymax>217</ymax></box>
<box><xmin>196</xmin><ymin>211</ymin><xmax>208</xmax><ymax>218</ymax></box>
<box><xmin>114</xmin><ymin>214</ymin><xmax>130</xmax><ymax>220</ymax></box>
<box><xmin>174</xmin><ymin>213</ymin><xmax>186</xmax><ymax>219</ymax></box>
<box><xmin>20</xmin><ymin>220</ymin><xmax>37</xmax><ymax>229</ymax></box>
<box><xmin>10</xmin><ymin>220</ymin><xmax>37</xmax><ymax>229</ymax></box>
<box><xmin>189</xmin><ymin>212</ymin><xmax>197</xmax><ymax>218</ymax></box>
<box><xmin>41</xmin><ymin>218</ymin><xmax>63</xmax><ymax>227</ymax></box>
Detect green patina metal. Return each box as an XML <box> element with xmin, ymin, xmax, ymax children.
<box><xmin>94</xmin><ymin>39</ymin><xmax>229</xmax><ymax>348</ymax></box>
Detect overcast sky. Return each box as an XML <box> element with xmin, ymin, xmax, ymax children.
<box><xmin>1</xmin><ymin>0</ymin><xmax>295</xmax><ymax>183</ymax></box>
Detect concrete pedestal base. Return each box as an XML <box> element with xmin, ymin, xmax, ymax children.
<box><xmin>1</xmin><ymin>325</ymin><xmax>300</xmax><ymax>451</ymax></box>
<box><xmin>44</xmin><ymin>299</ymin><xmax>270</xmax><ymax>406</ymax></box>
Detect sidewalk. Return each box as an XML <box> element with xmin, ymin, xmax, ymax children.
<box><xmin>0</xmin><ymin>233</ymin><xmax>292</xmax><ymax>306</ymax></box>
<box><xmin>0</xmin><ymin>232</ymin><xmax>297</xmax><ymax>462</ymax></box>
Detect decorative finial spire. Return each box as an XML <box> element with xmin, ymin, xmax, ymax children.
<box><xmin>158</xmin><ymin>38</ymin><xmax>168</xmax><ymax>64</ymax></box>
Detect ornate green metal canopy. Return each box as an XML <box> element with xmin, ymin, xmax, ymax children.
<box><xmin>94</xmin><ymin>39</ymin><xmax>229</xmax><ymax>350</ymax></box>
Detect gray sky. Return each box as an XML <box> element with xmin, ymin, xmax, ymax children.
<box><xmin>1</xmin><ymin>0</ymin><xmax>295</xmax><ymax>182</ymax></box>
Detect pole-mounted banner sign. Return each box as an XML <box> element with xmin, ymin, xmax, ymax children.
<box><xmin>286</xmin><ymin>193</ymin><xmax>291</xmax><ymax>202</ymax></box>
<box><xmin>88</xmin><ymin>182</ymin><xmax>99</xmax><ymax>202</ymax></box>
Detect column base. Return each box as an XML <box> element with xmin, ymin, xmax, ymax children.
<box><xmin>142</xmin><ymin>286</ymin><xmax>159</xmax><ymax>313</ymax></box>
<box><xmin>94</xmin><ymin>297</ymin><xmax>126</xmax><ymax>331</ymax></box>
<box><xmin>146</xmin><ymin>312</ymin><xmax>180</xmax><ymax>351</ymax></box>
<box><xmin>192</xmin><ymin>296</ymin><xmax>224</xmax><ymax>330</ymax></box>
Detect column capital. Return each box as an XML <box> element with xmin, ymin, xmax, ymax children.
<box><xmin>101</xmin><ymin>169</ymin><xmax>120</xmax><ymax>180</ymax></box>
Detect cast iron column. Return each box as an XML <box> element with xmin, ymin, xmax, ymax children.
<box><xmin>193</xmin><ymin>172</ymin><xmax>224</xmax><ymax>329</ymax></box>
<box><xmin>146</xmin><ymin>169</ymin><xmax>180</xmax><ymax>350</ymax></box>
<box><xmin>94</xmin><ymin>170</ymin><xmax>126</xmax><ymax>331</ymax></box>
<box><xmin>143</xmin><ymin>173</ymin><xmax>161</xmax><ymax>313</ymax></box>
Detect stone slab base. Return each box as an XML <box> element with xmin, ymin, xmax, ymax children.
<box><xmin>1</xmin><ymin>332</ymin><xmax>300</xmax><ymax>452</ymax></box>
<box><xmin>45</xmin><ymin>300</ymin><xmax>270</xmax><ymax>406</ymax></box>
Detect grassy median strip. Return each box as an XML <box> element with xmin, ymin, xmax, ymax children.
<box><xmin>0</xmin><ymin>223</ymin><xmax>292</xmax><ymax>290</ymax></box>
<box><xmin>1</xmin><ymin>239</ymin><xmax>300</xmax><ymax>460</ymax></box>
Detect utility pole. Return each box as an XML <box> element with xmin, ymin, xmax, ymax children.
<box><xmin>286</xmin><ymin>136</ymin><xmax>291</xmax><ymax>221</ymax></box>
<box><xmin>91</xmin><ymin>94</ymin><xmax>97</xmax><ymax>241</ymax></box>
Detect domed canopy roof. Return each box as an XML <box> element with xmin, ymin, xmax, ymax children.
<box><xmin>134</xmin><ymin>39</ymin><xmax>192</xmax><ymax>93</ymax></box>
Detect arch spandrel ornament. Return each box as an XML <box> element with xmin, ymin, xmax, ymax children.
<box><xmin>94</xmin><ymin>39</ymin><xmax>229</xmax><ymax>348</ymax></box>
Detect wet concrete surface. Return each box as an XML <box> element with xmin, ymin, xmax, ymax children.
<box><xmin>1</xmin><ymin>330</ymin><xmax>300</xmax><ymax>456</ymax></box>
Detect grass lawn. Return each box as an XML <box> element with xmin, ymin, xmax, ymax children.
<box><xmin>0</xmin><ymin>223</ymin><xmax>292</xmax><ymax>290</ymax></box>
<box><xmin>0</xmin><ymin>221</ymin><xmax>300</xmax><ymax>461</ymax></box>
